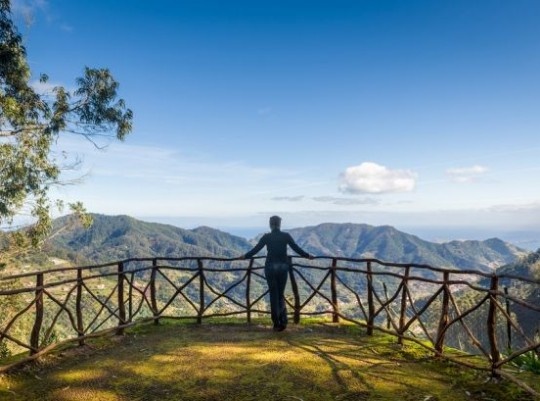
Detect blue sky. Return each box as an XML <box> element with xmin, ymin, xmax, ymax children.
<box><xmin>11</xmin><ymin>0</ymin><xmax>540</xmax><ymax>240</ymax></box>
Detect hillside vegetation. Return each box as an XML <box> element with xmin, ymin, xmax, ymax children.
<box><xmin>414</xmin><ymin>249</ymin><xmax>540</xmax><ymax>353</ymax></box>
<box><xmin>1</xmin><ymin>319</ymin><xmax>538</xmax><ymax>401</ymax></box>
<box><xmin>43</xmin><ymin>214</ymin><xmax>526</xmax><ymax>272</ymax></box>
<box><xmin>495</xmin><ymin>249</ymin><xmax>540</xmax><ymax>342</ymax></box>
<box><xmin>289</xmin><ymin>223</ymin><xmax>526</xmax><ymax>271</ymax></box>
<box><xmin>44</xmin><ymin>214</ymin><xmax>253</xmax><ymax>264</ymax></box>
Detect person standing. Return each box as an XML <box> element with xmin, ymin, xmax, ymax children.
<box><xmin>241</xmin><ymin>216</ymin><xmax>313</xmax><ymax>331</ymax></box>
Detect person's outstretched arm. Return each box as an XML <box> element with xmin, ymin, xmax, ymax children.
<box><xmin>241</xmin><ymin>235</ymin><xmax>267</xmax><ymax>259</ymax></box>
<box><xmin>286</xmin><ymin>233</ymin><xmax>313</xmax><ymax>259</ymax></box>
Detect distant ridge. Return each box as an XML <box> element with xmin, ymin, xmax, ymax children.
<box><xmin>45</xmin><ymin>214</ymin><xmax>526</xmax><ymax>271</ymax></box>
<box><xmin>289</xmin><ymin>223</ymin><xmax>526</xmax><ymax>272</ymax></box>
<box><xmin>46</xmin><ymin>214</ymin><xmax>253</xmax><ymax>263</ymax></box>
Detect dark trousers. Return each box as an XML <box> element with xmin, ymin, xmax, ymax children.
<box><xmin>265</xmin><ymin>262</ymin><xmax>289</xmax><ymax>328</ymax></box>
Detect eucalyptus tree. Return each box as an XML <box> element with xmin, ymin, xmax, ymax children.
<box><xmin>0</xmin><ymin>0</ymin><xmax>133</xmax><ymax>260</ymax></box>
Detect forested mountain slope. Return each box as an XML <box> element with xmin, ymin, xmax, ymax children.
<box><xmin>290</xmin><ymin>223</ymin><xmax>525</xmax><ymax>271</ymax></box>
<box><xmin>31</xmin><ymin>214</ymin><xmax>527</xmax><ymax>273</ymax></box>
<box><xmin>45</xmin><ymin>214</ymin><xmax>253</xmax><ymax>263</ymax></box>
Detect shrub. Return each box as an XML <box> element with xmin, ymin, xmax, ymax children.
<box><xmin>511</xmin><ymin>350</ymin><xmax>540</xmax><ymax>374</ymax></box>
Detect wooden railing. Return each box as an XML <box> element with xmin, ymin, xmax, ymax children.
<box><xmin>1</xmin><ymin>256</ymin><xmax>539</xmax><ymax>392</ymax></box>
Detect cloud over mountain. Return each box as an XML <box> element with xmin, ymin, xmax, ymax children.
<box><xmin>339</xmin><ymin>162</ymin><xmax>416</xmax><ymax>194</ymax></box>
<box><xmin>312</xmin><ymin>196</ymin><xmax>379</xmax><ymax>206</ymax></box>
<box><xmin>271</xmin><ymin>196</ymin><xmax>305</xmax><ymax>202</ymax></box>
<box><xmin>446</xmin><ymin>165</ymin><xmax>489</xmax><ymax>183</ymax></box>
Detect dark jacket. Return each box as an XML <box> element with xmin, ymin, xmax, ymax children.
<box><xmin>244</xmin><ymin>229</ymin><xmax>310</xmax><ymax>264</ymax></box>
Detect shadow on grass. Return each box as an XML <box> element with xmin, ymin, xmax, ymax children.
<box><xmin>0</xmin><ymin>320</ymin><xmax>536</xmax><ymax>401</ymax></box>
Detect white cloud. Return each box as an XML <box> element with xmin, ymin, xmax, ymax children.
<box><xmin>66</xmin><ymin>141</ymin><xmax>292</xmax><ymax>186</ymax></box>
<box><xmin>272</xmin><ymin>196</ymin><xmax>305</xmax><ymax>202</ymax></box>
<box><xmin>488</xmin><ymin>201</ymin><xmax>540</xmax><ymax>213</ymax></box>
<box><xmin>49</xmin><ymin>137</ymin><xmax>319</xmax><ymax>217</ymax></box>
<box><xmin>30</xmin><ymin>79</ymin><xmax>61</xmax><ymax>95</ymax></box>
<box><xmin>339</xmin><ymin>162</ymin><xmax>417</xmax><ymax>194</ymax></box>
<box><xmin>11</xmin><ymin>0</ymin><xmax>48</xmax><ymax>25</ymax></box>
<box><xmin>446</xmin><ymin>165</ymin><xmax>489</xmax><ymax>183</ymax></box>
<box><xmin>312</xmin><ymin>196</ymin><xmax>380</xmax><ymax>206</ymax></box>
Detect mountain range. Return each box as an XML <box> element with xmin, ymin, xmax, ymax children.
<box><xmin>42</xmin><ymin>214</ymin><xmax>527</xmax><ymax>272</ymax></box>
<box><xmin>44</xmin><ymin>214</ymin><xmax>252</xmax><ymax>264</ymax></box>
<box><xmin>3</xmin><ymin>213</ymin><xmax>537</xmax><ymax>356</ymax></box>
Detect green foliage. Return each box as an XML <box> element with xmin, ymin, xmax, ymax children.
<box><xmin>0</xmin><ymin>0</ymin><xmax>132</xmax><ymax>259</ymax></box>
<box><xmin>40</xmin><ymin>330</ymin><xmax>58</xmax><ymax>348</ymax></box>
<box><xmin>497</xmin><ymin>248</ymin><xmax>540</xmax><ymax>279</ymax></box>
<box><xmin>0</xmin><ymin>340</ymin><xmax>10</xmax><ymax>359</ymax></box>
<box><xmin>511</xmin><ymin>350</ymin><xmax>540</xmax><ymax>374</ymax></box>
<box><xmin>74</xmin><ymin>68</ymin><xmax>133</xmax><ymax>140</ymax></box>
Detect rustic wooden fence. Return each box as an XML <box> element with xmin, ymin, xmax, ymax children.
<box><xmin>0</xmin><ymin>256</ymin><xmax>539</xmax><ymax>391</ymax></box>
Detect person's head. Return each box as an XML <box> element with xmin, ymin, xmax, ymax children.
<box><xmin>269</xmin><ymin>215</ymin><xmax>282</xmax><ymax>231</ymax></box>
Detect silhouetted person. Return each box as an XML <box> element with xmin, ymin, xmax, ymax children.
<box><xmin>241</xmin><ymin>216</ymin><xmax>313</xmax><ymax>331</ymax></box>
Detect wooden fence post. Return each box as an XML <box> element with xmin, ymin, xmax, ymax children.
<box><xmin>398</xmin><ymin>266</ymin><xmax>410</xmax><ymax>345</ymax></box>
<box><xmin>435</xmin><ymin>271</ymin><xmax>450</xmax><ymax>354</ymax></box>
<box><xmin>366</xmin><ymin>261</ymin><xmax>375</xmax><ymax>335</ymax></box>
<box><xmin>76</xmin><ymin>268</ymin><xmax>85</xmax><ymax>346</ymax></box>
<box><xmin>383</xmin><ymin>283</ymin><xmax>391</xmax><ymax>330</ymax></box>
<box><xmin>197</xmin><ymin>259</ymin><xmax>205</xmax><ymax>324</ymax></box>
<box><xmin>504</xmin><ymin>287</ymin><xmax>511</xmax><ymax>351</ymax></box>
<box><xmin>488</xmin><ymin>275</ymin><xmax>501</xmax><ymax>377</ymax></box>
<box><xmin>116</xmin><ymin>262</ymin><xmax>126</xmax><ymax>335</ymax></box>
<box><xmin>246</xmin><ymin>258</ymin><xmax>253</xmax><ymax>324</ymax></box>
<box><xmin>288</xmin><ymin>257</ymin><xmax>301</xmax><ymax>324</ymax></box>
<box><xmin>150</xmin><ymin>259</ymin><xmax>159</xmax><ymax>325</ymax></box>
<box><xmin>330</xmin><ymin>258</ymin><xmax>339</xmax><ymax>323</ymax></box>
<box><xmin>29</xmin><ymin>273</ymin><xmax>44</xmax><ymax>355</ymax></box>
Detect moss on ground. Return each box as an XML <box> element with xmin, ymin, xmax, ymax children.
<box><xmin>0</xmin><ymin>318</ymin><xmax>537</xmax><ymax>401</ymax></box>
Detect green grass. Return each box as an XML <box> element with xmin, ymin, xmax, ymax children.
<box><xmin>0</xmin><ymin>318</ymin><xmax>538</xmax><ymax>401</ymax></box>
<box><xmin>511</xmin><ymin>350</ymin><xmax>540</xmax><ymax>374</ymax></box>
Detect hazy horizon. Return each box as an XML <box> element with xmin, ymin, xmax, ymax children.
<box><xmin>7</xmin><ymin>209</ymin><xmax>540</xmax><ymax>251</ymax></box>
<box><xmin>135</xmin><ymin>214</ymin><xmax>540</xmax><ymax>251</ymax></box>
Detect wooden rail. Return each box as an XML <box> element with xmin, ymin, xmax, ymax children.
<box><xmin>1</xmin><ymin>256</ymin><xmax>539</xmax><ymax>391</ymax></box>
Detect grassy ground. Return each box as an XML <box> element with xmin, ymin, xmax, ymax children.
<box><xmin>0</xmin><ymin>318</ymin><xmax>537</xmax><ymax>401</ymax></box>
